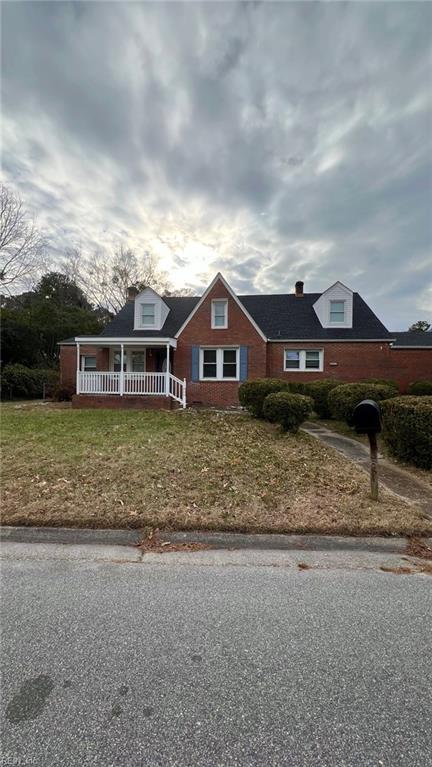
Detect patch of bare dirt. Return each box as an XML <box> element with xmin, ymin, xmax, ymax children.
<box><xmin>406</xmin><ymin>537</ymin><xmax>432</xmax><ymax>560</ymax></box>
<box><xmin>380</xmin><ymin>562</ymin><xmax>432</xmax><ymax>575</ymax></box>
<box><xmin>135</xmin><ymin>529</ymin><xmax>210</xmax><ymax>554</ymax></box>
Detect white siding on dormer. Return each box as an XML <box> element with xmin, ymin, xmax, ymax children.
<box><xmin>313</xmin><ymin>281</ymin><xmax>353</xmax><ymax>328</ymax></box>
<box><xmin>133</xmin><ymin>287</ymin><xmax>169</xmax><ymax>331</ymax></box>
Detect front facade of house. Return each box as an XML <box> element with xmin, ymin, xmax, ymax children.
<box><xmin>59</xmin><ymin>274</ymin><xmax>432</xmax><ymax>409</ymax></box>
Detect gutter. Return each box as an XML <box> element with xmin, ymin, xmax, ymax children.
<box><xmin>391</xmin><ymin>345</ymin><xmax>432</xmax><ymax>350</ymax></box>
<box><xmin>268</xmin><ymin>338</ymin><xmax>396</xmax><ymax>343</ymax></box>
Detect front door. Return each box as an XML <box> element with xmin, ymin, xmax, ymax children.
<box><xmin>154</xmin><ymin>349</ymin><xmax>169</xmax><ymax>372</ymax></box>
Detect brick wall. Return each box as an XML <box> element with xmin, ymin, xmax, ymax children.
<box><xmin>72</xmin><ymin>394</ymin><xmax>173</xmax><ymax>410</ymax></box>
<box><xmin>173</xmin><ymin>278</ymin><xmax>267</xmax><ymax>406</ymax></box>
<box><xmin>267</xmin><ymin>341</ymin><xmax>432</xmax><ymax>392</ymax></box>
<box><xmin>267</xmin><ymin>341</ymin><xmax>394</xmax><ymax>382</ymax></box>
<box><xmin>60</xmin><ymin>345</ymin><xmax>110</xmax><ymax>392</ymax></box>
<box><xmin>389</xmin><ymin>349</ymin><xmax>432</xmax><ymax>392</ymax></box>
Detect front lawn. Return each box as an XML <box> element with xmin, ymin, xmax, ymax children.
<box><xmin>1</xmin><ymin>403</ymin><xmax>431</xmax><ymax>536</ymax></box>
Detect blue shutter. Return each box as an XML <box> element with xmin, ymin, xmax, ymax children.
<box><xmin>191</xmin><ymin>346</ymin><xmax>199</xmax><ymax>382</ymax></box>
<box><xmin>239</xmin><ymin>346</ymin><xmax>248</xmax><ymax>381</ymax></box>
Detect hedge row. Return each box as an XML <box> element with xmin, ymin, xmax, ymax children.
<box><xmin>1</xmin><ymin>364</ymin><xmax>59</xmax><ymax>399</ymax></box>
<box><xmin>327</xmin><ymin>383</ymin><xmax>397</xmax><ymax>424</ymax></box>
<box><xmin>238</xmin><ymin>379</ymin><xmax>315</xmax><ymax>432</ymax></box>
<box><xmin>238</xmin><ymin>378</ymin><xmax>290</xmax><ymax>418</ymax></box>
<box><xmin>407</xmin><ymin>380</ymin><xmax>432</xmax><ymax>396</ymax></box>
<box><xmin>238</xmin><ymin>378</ymin><xmax>340</xmax><ymax>420</ymax></box>
<box><xmin>381</xmin><ymin>396</ymin><xmax>432</xmax><ymax>469</ymax></box>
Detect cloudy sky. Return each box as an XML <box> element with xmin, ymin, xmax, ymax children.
<box><xmin>2</xmin><ymin>1</ymin><xmax>431</xmax><ymax>329</ymax></box>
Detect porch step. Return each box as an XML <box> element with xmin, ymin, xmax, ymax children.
<box><xmin>72</xmin><ymin>395</ymin><xmax>176</xmax><ymax>410</ymax></box>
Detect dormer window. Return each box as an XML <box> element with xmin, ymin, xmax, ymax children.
<box><xmin>212</xmin><ymin>299</ymin><xmax>228</xmax><ymax>329</ymax></box>
<box><xmin>141</xmin><ymin>303</ymin><xmax>156</xmax><ymax>327</ymax></box>
<box><xmin>133</xmin><ymin>287</ymin><xmax>169</xmax><ymax>331</ymax></box>
<box><xmin>329</xmin><ymin>300</ymin><xmax>345</xmax><ymax>323</ymax></box>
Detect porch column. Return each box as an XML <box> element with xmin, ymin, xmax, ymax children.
<box><xmin>76</xmin><ymin>342</ymin><xmax>80</xmax><ymax>394</ymax></box>
<box><xmin>165</xmin><ymin>343</ymin><xmax>170</xmax><ymax>396</ymax></box>
<box><xmin>120</xmin><ymin>343</ymin><xmax>124</xmax><ymax>396</ymax></box>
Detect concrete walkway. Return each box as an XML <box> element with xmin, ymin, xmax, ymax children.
<box><xmin>303</xmin><ymin>421</ymin><xmax>432</xmax><ymax>516</ymax></box>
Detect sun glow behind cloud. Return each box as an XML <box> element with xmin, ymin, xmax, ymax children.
<box><xmin>1</xmin><ymin>1</ymin><xmax>431</xmax><ymax>327</ymax></box>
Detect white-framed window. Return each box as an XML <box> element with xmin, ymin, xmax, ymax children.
<box><xmin>131</xmin><ymin>351</ymin><xmax>145</xmax><ymax>372</ymax></box>
<box><xmin>329</xmin><ymin>300</ymin><xmax>345</xmax><ymax>323</ymax></box>
<box><xmin>141</xmin><ymin>302</ymin><xmax>156</xmax><ymax>326</ymax></box>
<box><xmin>81</xmin><ymin>355</ymin><xmax>97</xmax><ymax>372</ymax></box>
<box><xmin>200</xmin><ymin>347</ymin><xmax>239</xmax><ymax>380</ymax></box>
<box><xmin>211</xmin><ymin>299</ymin><xmax>228</xmax><ymax>329</ymax></box>
<box><xmin>284</xmin><ymin>349</ymin><xmax>324</xmax><ymax>372</ymax></box>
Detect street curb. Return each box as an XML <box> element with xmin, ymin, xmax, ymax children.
<box><xmin>1</xmin><ymin>526</ymin><xmax>428</xmax><ymax>554</ymax></box>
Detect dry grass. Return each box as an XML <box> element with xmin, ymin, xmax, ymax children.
<box><xmin>380</xmin><ymin>563</ymin><xmax>432</xmax><ymax>576</ymax></box>
<box><xmin>2</xmin><ymin>403</ymin><xmax>432</xmax><ymax>536</ymax></box>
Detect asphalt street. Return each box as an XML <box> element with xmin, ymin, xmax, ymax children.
<box><xmin>1</xmin><ymin>544</ymin><xmax>431</xmax><ymax>767</ymax></box>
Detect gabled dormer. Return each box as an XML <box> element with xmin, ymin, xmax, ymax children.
<box><xmin>133</xmin><ymin>287</ymin><xmax>170</xmax><ymax>331</ymax></box>
<box><xmin>313</xmin><ymin>281</ymin><xmax>353</xmax><ymax>329</ymax></box>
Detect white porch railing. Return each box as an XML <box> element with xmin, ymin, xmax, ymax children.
<box><xmin>169</xmin><ymin>373</ymin><xmax>187</xmax><ymax>407</ymax></box>
<box><xmin>77</xmin><ymin>371</ymin><xmax>186</xmax><ymax>407</ymax></box>
<box><xmin>79</xmin><ymin>372</ymin><xmax>121</xmax><ymax>394</ymax></box>
<box><xmin>124</xmin><ymin>372</ymin><xmax>166</xmax><ymax>395</ymax></box>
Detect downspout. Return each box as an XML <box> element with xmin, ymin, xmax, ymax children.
<box><xmin>76</xmin><ymin>342</ymin><xmax>80</xmax><ymax>394</ymax></box>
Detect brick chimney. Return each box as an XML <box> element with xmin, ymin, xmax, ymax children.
<box><xmin>295</xmin><ymin>280</ymin><xmax>304</xmax><ymax>297</ymax></box>
<box><xmin>127</xmin><ymin>285</ymin><xmax>139</xmax><ymax>301</ymax></box>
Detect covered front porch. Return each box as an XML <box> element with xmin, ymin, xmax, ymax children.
<box><xmin>74</xmin><ymin>338</ymin><xmax>186</xmax><ymax>408</ymax></box>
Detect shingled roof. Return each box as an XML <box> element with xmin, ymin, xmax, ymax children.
<box><xmin>99</xmin><ymin>296</ymin><xmax>200</xmax><ymax>338</ymax></box>
<box><xmin>95</xmin><ymin>291</ymin><xmax>391</xmax><ymax>341</ymax></box>
<box><xmin>390</xmin><ymin>332</ymin><xmax>432</xmax><ymax>348</ymax></box>
<box><xmin>239</xmin><ymin>293</ymin><xmax>390</xmax><ymax>340</ymax></box>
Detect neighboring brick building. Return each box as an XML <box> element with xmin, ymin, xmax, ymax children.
<box><xmin>59</xmin><ymin>273</ymin><xmax>432</xmax><ymax>408</ymax></box>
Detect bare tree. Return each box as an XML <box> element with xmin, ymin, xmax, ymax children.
<box><xmin>0</xmin><ymin>185</ymin><xmax>46</xmax><ymax>292</ymax></box>
<box><xmin>63</xmin><ymin>244</ymin><xmax>172</xmax><ymax>313</ymax></box>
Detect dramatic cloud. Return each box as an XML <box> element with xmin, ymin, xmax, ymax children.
<box><xmin>1</xmin><ymin>1</ymin><xmax>431</xmax><ymax>328</ymax></box>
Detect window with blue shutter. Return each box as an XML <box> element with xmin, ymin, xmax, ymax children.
<box><xmin>191</xmin><ymin>346</ymin><xmax>199</xmax><ymax>382</ymax></box>
<box><xmin>239</xmin><ymin>346</ymin><xmax>248</xmax><ymax>381</ymax></box>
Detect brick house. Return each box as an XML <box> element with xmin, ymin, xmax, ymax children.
<box><xmin>59</xmin><ymin>273</ymin><xmax>432</xmax><ymax>409</ymax></box>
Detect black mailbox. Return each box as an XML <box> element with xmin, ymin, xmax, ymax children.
<box><xmin>353</xmin><ymin>399</ymin><xmax>382</xmax><ymax>434</ymax></box>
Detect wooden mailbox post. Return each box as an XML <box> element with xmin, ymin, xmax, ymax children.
<box><xmin>353</xmin><ymin>399</ymin><xmax>382</xmax><ymax>501</ymax></box>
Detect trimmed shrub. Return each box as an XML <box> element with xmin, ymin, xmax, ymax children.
<box><xmin>263</xmin><ymin>392</ymin><xmax>314</xmax><ymax>433</ymax></box>
<box><xmin>239</xmin><ymin>378</ymin><xmax>289</xmax><ymax>418</ymax></box>
<box><xmin>361</xmin><ymin>378</ymin><xmax>400</xmax><ymax>394</ymax></box>
<box><xmin>328</xmin><ymin>383</ymin><xmax>397</xmax><ymax>425</ymax></box>
<box><xmin>381</xmin><ymin>396</ymin><xmax>432</xmax><ymax>469</ymax></box>
<box><xmin>1</xmin><ymin>364</ymin><xmax>59</xmax><ymax>400</ymax></box>
<box><xmin>407</xmin><ymin>380</ymin><xmax>432</xmax><ymax>396</ymax></box>
<box><xmin>302</xmin><ymin>379</ymin><xmax>341</xmax><ymax>419</ymax></box>
<box><xmin>285</xmin><ymin>381</ymin><xmax>307</xmax><ymax>395</ymax></box>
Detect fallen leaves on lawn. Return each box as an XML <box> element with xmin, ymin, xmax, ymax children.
<box><xmin>2</xmin><ymin>407</ymin><xmax>432</xmax><ymax>536</ymax></box>
<box><xmin>406</xmin><ymin>537</ymin><xmax>432</xmax><ymax>560</ymax></box>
